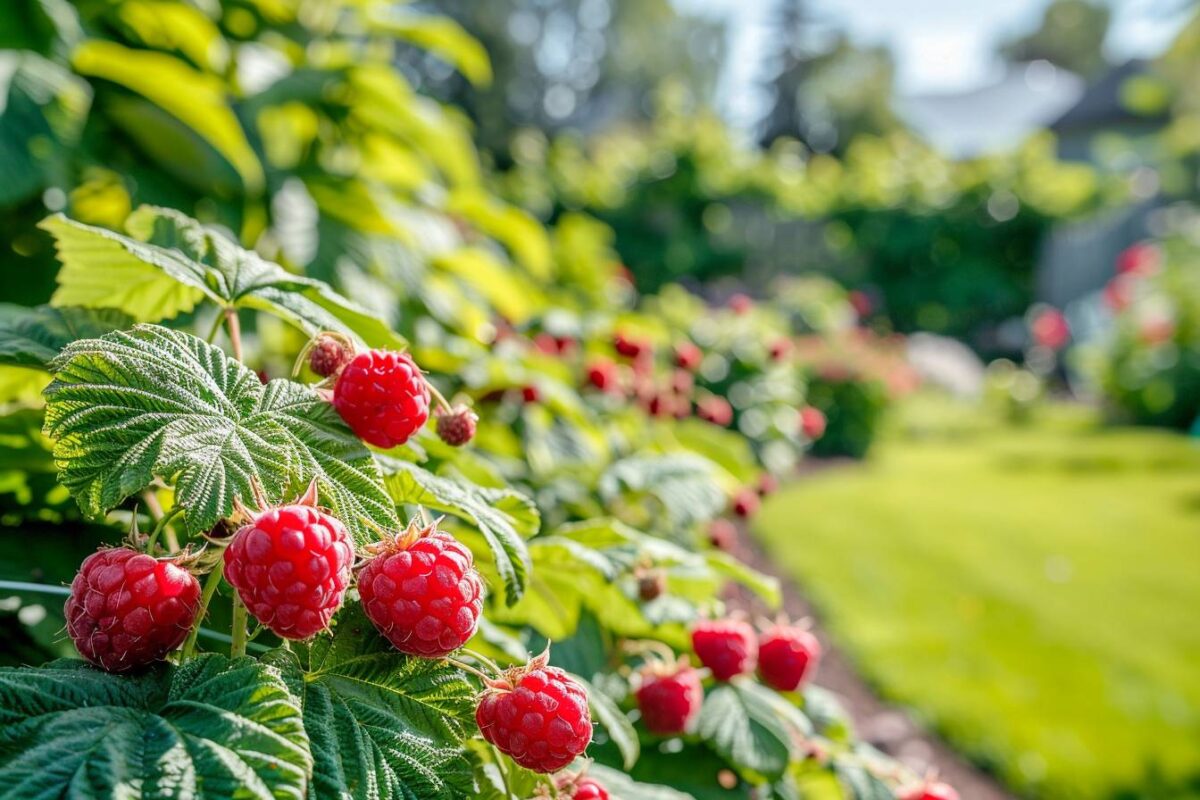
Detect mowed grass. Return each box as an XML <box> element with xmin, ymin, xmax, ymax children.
<box><xmin>754</xmin><ymin>397</ymin><xmax>1200</xmax><ymax>799</ymax></box>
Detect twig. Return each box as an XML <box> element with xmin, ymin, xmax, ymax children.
<box><xmin>181</xmin><ymin>566</ymin><xmax>225</xmax><ymax>660</ymax></box>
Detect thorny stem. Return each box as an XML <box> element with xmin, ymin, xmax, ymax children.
<box><xmin>181</xmin><ymin>564</ymin><xmax>225</xmax><ymax>660</ymax></box>
<box><xmin>141</xmin><ymin>490</ymin><xmax>179</xmax><ymax>553</ymax></box>
<box><xmin>225</xmin><ymin>307</ymin><xmax>244</xmax><ymax>362</ymax></box>
<box><xmin>460</xmin><ymin>647</ymin><xmax>504</xmax><ymax>674</ymax></box>
<box><xmin>445</xmin><ymin>656</ymin><xmax>495</xmax><ymax>684</ymax></box>
<box><xmin>230</xmin><ymin>594</ymin><xmax>248</xmax><ymax>658</ymax></box>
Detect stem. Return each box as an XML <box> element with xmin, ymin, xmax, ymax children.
<box><xmin>205</xmin><ymin>311</ymin><xmax>225</xmax><ymax>344</ymax></box>
<box><xmin>181</xmin><ymin>566</ymin><xmax>225</xmax><ymax>660</ymax></box>
<box><xmin>490</xmin><ymin>744</ymin><xmax>513</xmax><ymax>800</ymax></box>
<box><xmin>141</xmin><ymin>490</ymin><xmax>179</xmax><ymax>552</ymax></box>
<box><xmin>225</xmin><ymin>307</ymin><xmax>244</xmax><ymax>362</ymax></box>
<box><xmin>230</xmin><ymin>594</ymin><xmax>248</xmax><ymax>658</ymax></box>
<box><xmin>425</xmin><ymin>377</ymin><xmax>453</xmax><ymax>414</ymax></box>
<box><xmin>0</xmin><ymin>580</ymin><xmax>70</xmax><ymax>596</ymax></box>
<box><xmin>460</xmin><ymin>646</ymin><xmax>505</xmax><ymax>674</ymax></box>
<box><xmin>445</xmin><ymin>657</ymin><xmax>495</xmax><ymax>684</ymax></box>
<box><xmin>146</xmin><ymin>507</ymin><xmax>184</xmax><ymax>555</ymax></box>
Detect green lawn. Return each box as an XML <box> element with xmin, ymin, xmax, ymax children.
<box><xmin>754</xmin><ymin>396</ymin><xmax>1200</xmax><ymax>800</ymax></box>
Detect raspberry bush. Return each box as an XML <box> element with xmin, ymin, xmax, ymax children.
<box><xmin>0</xmin><ymin>2</ymin><xmax>929</xmax><ymax>798</ymax></box>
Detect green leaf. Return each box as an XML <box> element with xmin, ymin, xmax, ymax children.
<box><xmin>72</xmin><ymin>40</ymin><xmax>263</xmax><ymax>192</ymax></box>
<box><xmin>586</xmin><ymin>764</ymin><xmax>698</xmax><ymax>800</ymax></box>
<box><xmin>599</xmin><ymin>454</ymin><xmax>726</xmax><ymax>531</ymax></box>
<box><xmin>834</xmin><ymin>761</ymin><xmax>896</xmax><ymax>800</ymax></box>
<box><xmin>41</xmin><ymin>207</ymin><xmax>406</xmax><ymax>348</ymax></box>
<box><xmin>0</xmin><ymin>655</ymin><xmax>311</xmax><ymax>799</ymax></box>
<box><xmin>265</xmin><ymin>606</ymin><xmax>477</xmax><ymax>800</ymax></box>
<box><xmin>43</xmin><ymin>324</ymin><xmax>397</xmax><ymax>541</ymax></box>
<box><xmin>0</xmin><ymin>50</ymin><xmax>91</xmax><ymax>205</ymax></box>
<box><xmin>0</xmin><ymin>304</ymin><xmax>132</xmax><ymax>369</ymax></box>
<box><xmin>379</xmin><ymin>456</ymin><xmax>536</xmax><ymax>605</ymax></box>
<box><xmin>696</xmin><ymin>681</ymin><xmax>800</xmax><ymax>781</ymax></box>
<box><xmin>573</xmin><ymin>673</ymin><xmax>639</xmax><ymax>770</ymax></box>
<box><xmin>366</xmin><ymin>11</ymin><xmax>492</xmax><ymax>87</ymax></box>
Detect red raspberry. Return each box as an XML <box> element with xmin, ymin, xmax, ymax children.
<box><xmin>358</xmin><ymin>519</ymin><xmax>484</xmax><ymax>657</ymax></box>
<box><xmin>757</xmin><ymin>473</ymin><xmax>779</xmax><ymax>496</ymax></box>
<box><xmin>670</xmin><ymin>369</ymin><xmax>694</xmax><ymax>395</ymax></box>
<box><xmin>732</xmin><ymin>488</ymin><xmax>759</xmax><ymax>518</ymax></box>
<box><xmin>728</xmin><ymin>293</ymin><xmax>753</xmax><ymax>314</ymax></box>
<box><xmin>899</xmin><ymin>781</ymin><xmax>960</xmax><ymax>800</ymax></box>
<box><xmin>585</xmin><ymin>358</ymin><xmax>619</xmax><ymax>393</ymax></box>
<box><xmin>223</xmin><ymin>488</ymin><xmax>354</xmax><ymax>640</ymax></box>
<box><xmin>800</xmin><ymin>405</ymin><xmax>826</xmax><ymax>440</ymax></box>
<box><xmin>673</xmin><ymin>342</ymin><xmax>702</xmax><ymax>371</ymax></box>
<box><xmin>571</xmin><ymin>778</ymin><xmax>609</xmax><ymax>799</ymax></box>
<box><xmin>65</xmin><ymin>547</ymin><xmax>201</xmax><ymax>672</ymax></box>
<box><xmin>769</xmin><ymin>338</ymin><xmax>792</xmax><ymax>362</ymax></box>
<box><xmin>1031</xmin><ymin>307</ymin><xmax>1070</xmax><ymax>350</ymax></box>
<box><xmin>309</xmin><ymin>333</ymin><xmax>354</xmax><ymax>378</ymax></box>
<box><xmin>436</xmin><ymin>405</ymin><xmax>478</xmax><ymax>447</ymax></box>
<box><xmin>707</xmin><ymin>518</ymin><xmax>737</xmax><ymax>551</ymax></box>
<box><xmin>758</xmin><ymin>624</ymin><xmax>822</xmax><ymax>691</ymax></box>
<box><xmin>522</xmin><ymin>385</ymin><xmax>541</xmax><ymax>404</ymax></box>
<box><xmin>692</xmin><ymin>619</ymin><xmax>757</xmax><ymax>681</ymax></box>
<box><xmin>476</xmin><ymin>653</ymin><xmax>592</xmax><ymax>773</ymax></box>
<box><xmin>333</xmin><ymin>350</ymin><xmax>430</xmax><ymax>448</ymax></box>
<box><xmin>698</xmin><ymin>395</ymin><xmax>734</xmax><ymax>426</ymax></box>
<box><xmin>636</xmin><ymin>659</ymin><xmax>704</xmax><ymax>735</ymax></box>
<box><xmin>613</xmin><ymin>332</ymin><xmax>649</xmax><ymax>359</ymax></box>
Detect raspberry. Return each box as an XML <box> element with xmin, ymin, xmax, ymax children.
<box><xmin>799</xmin><ymin>405</ymin><xmax>826</xmax><ymax>440</ymax></box>
<box><xmin>707</xmin><ymin>518</ymin><xmax>737</xmax><ymax>551</ymax></box>
<box><xmin>571</xmin><ymin>778</ymin><xmax>609</xmax><ymax>799</ymax></box>
<box><xmin>673</xmin><ymin>342</ymin><xmax>702</xmax><ymax>371</ymax></box>
<box><xmin>476</xmin><ymin>652</ymin><xmax>592</xmax><ymax>773</ymax></box>
<box><xmin>309</xmin><ymin>333</ymin><xmax>353</xmax><ymax>377</ymax></box>
<box><xmin>223</xmin><ymin>487</ymin><xmax>354</xmax><ymax>640</ymax></box>
<box><xmin>757</xmin><ymin>473</ymin><xmax>779</xmax><ymax>496</ymax></box>
<box><xmin>522</xmin><ymin>385</ymin><xmax>541</xmax><ymax>404</ymax></box>
<box><xmin>636</xmin><ymin>659</ymin><xmax>704</xmax><ymax>735</ymax></box>
<box><xmin>732</xmin><ymin>488</ymin><xmax>759</xmax><ymax>519</ymax></box>
<box><xmin>692</xmin><ymin>619</ymin><xmax>757</xmax><ymax>681</ymax></box>
<box><xmin>333</xmin><ymin>350</ymin><xmax>430</xmax><ymax>448</ymax></box>
<box><xmin>697</xmin><ymin>395</ymin><xmax>733</xmax><ymax>426</ymax></box>
<box><xmin>613</xmin><ymin>332</ymin><xmax>649</xmax><ymax>359</ymax></box>
<box><xmin>728</xmin><ymin>293</ymin><xmax>753</xmax><ymax>314</ymax></box>
<box><xmin>670</xmin><ymin>369</ymin><xmax>694</xmax><ymax>395</ymax></box>
<box><xmin>769</xmin><ymin>338</ymin><xmax>792</xmax><ymax>361</ymax></box>
<box><xmin>1031</xmin><ymin>307</ymin><xmax>1069</xmax><ymax>350</ymax></box>
<box><xmin>436</xmin><ymin>405</ymin><xmax>478</xmax><ymax>447</ymax></box>
<box><xmin>758</xmin><ymin>624</ymin><xmax>822</xmax><ymax>691</ymax></box>
<box><xmin>899</xmin><ymin>781</ymin><xmax>960</xmax><ymax>800</ymax></box>
<box><xmin>65</xmin><ymin>547</ymin><xmax>201</xmax><ymax>672</ymax></box>
<box><xmin>586</xmin><ymin>358</ymin><xmax>620</xmax><ymax>393</ymax></box>
<box><xmin>358</xmin><ymin>518</ymin><xmax>484</xmax><ymax>657</ymax></box>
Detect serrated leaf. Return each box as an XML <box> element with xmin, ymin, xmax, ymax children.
<box><xmin>599</xmin><ymin>454</ymin><xmax>726</xmax><ymax>531</ymax></box>
<box><xmin>696</xmin><ymin>681</ymin><xmax>799</xmax><ymax>781</ymax></box>
<box><xmin>43</xmin><ymin>324</ymin><xmax>397</xmax><ymax>541</ymax></box>
<box><xmin>41</xmin><ymin>207</ymin><xmax>406</xmax><ymax>349</ymax></box>
<box><xmin>572</xmin><ymin>673</ymin><xmax>639</xmax><ymax>770</ymax></box>
<box><xmin>265</xmin><ymin>606</ymin><xmax>476</xmax><ymax>800</ymax></box>
<box><xmin>586</xmin><ymin>764</ymin><xmax>698</xmax><ymax>800</ymax></box>
<box><xmin>0</xmin><ymin>655</ymin><xmax>310</xmax><ymax>799</ymax></box>
<box><xmin>379</xmin><ymin>456</ymin><xmax>536</xmax><ymax>605</ymax></box>
<box><xmin>0</xmin><ymin>304</ymin><xmax>132</xmax><ymax>369</ymax></box>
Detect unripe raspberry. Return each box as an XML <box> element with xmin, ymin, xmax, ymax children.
<box><xmin>758</xmin><ymin>624</ymin><xmax>821</xmax><ymax>691</ymax></box>
<box><xmin>333</xmin><ymin>350</ymin><xmax>430</xmax><ymax>448</ymax></box>
<box><xmin>571</xmin><ymin>778</ymin><xmax>609</xmax><ymax>800</ymax></box>
<box><xmin>692</xmin><ymin>619</ymin><xmax>757</xmax><ymax>681</ymax></box>
<box><xmin>732</xmin><ymin>488</ymin><xmax>759</xmax><ymax>519</ymax></box>
<box><xmin>707</xmin><ymin>518</ymin><xmax>737</xmax><ymax>551</ymax></box>
<box><xmin>358</xmin><ymin>518</ymin><xmax>484</xmax><ymax>658</ymax></box>
<box><xmin>309</xmin><ymin>334</ymin><xmax>353</xmax><ymax>377</ymax></box>
<box><xmin>673</xmin><ymin>342</ymin><xmax>702</xmax><ymax>371</ymax></box>
<box><xmin>65</xmin><ymin>547</ymin><xmax>201</xmax><ymax>672</ymax></box>
<box><xmin>698</xmin><ymin>395</ymin><xmax>733</xmax><ymax>426</ymax></box>
<box><xmin>636</xmin><ymin>658</ymin><xmax>704</xmax><ymax>735</ymax></box>
<box><xmin>476</xmin><ymin>652</ymin><xmax>592</xmax><ymax>773</ymax></box>
<box><xmin>799</xmin><ymin>405</ymin><xmax>826</xmax><ymax>440</ymax></box>
<box><xmin>436</xmin><ymin>405</ymin><xmax>478</xmax><ymax>447</ymax></box>
<box><xmin>899</xmin><ymin>781</ymin><xmax>960</xmax><ymax>800</ymax></box>
<box><xmin>223</xmin><ymin>487</ymin><xmax>354</xmax><ymax>640</ymax></box>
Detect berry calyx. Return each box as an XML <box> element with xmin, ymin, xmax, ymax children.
<box><xmin>308</xmin><ymin>333</ymin><xmax>354</xmax><ymax>378</ymax></box>
<box><xmin>799</xmin><ymin>405</ymin><xmax>826</xmax><ymax>440</ymax></box>
<box><xmin>476</xmin><ymin>650</ymin><xmax>593</xmax><ymax>773</ymax></box>
<box><xmin>223</xmin><ymin>482</ymin><xmax>354</xmax><ymax>640</ymax></box>
<box><xmin>333</xmin><ymin>349</ymin><xmax>431</xmax><ymax>448</ymax></box>
<box><xmin>899</xmin><ymin>781</ymin><xmax>960</xmax><ymax>800</ymax></box>
<box><xmin>65</xmin><ymin>546</ymin><xmax>201</xmax><ymax>672</ymax></box>
<box><xmin>673</xmin><ymin>342</ymin><xmax>702</xmax><ymax>371</ymax></box>
<box><xmin>635</xmin><ymin>657</ymin><xmax>704</xmax><ymax>735</ymax></box>
<box><xmin>436</xmin><ymin>404</ymin><xmax>478</xmax><ymax>447</ymax></box>
<box><xmin>732</xmin><ymin>488</ymin><xmax>759</xmax><ymax>519</ymax></box>
<box><xmin>758</xmin><ymin>622</ymin><xmax>822</xmax><ymax>691</ymax></box>
<box><xmin>692</xmin><ymin>618</ymin><xmax>757</xmax><ymax>681</ymax></box>
<box><xmin>358</xmin><ymin>517</ymin><xmax>484</xmax><ymax>658</ymax></box>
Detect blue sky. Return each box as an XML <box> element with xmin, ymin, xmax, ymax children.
<box><xmin>676</xmin><ymin>0</ymin><xmax>1195</xmax><ymax>126</ymax></box>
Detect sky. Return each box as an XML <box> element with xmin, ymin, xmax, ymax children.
<box><xmin>675</xmin><ymin>0</ymin><xmax>1196</xmax><ymax>126</ymax></box>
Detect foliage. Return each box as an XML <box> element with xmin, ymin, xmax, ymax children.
<box><xmin>755</xmin><ymin>396</ymin><xmax>1200</xmax><ymax>799</ymax></box>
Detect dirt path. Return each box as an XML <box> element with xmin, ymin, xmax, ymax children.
<box><xmin>721</xmin><ymin>471</ymin><xmax>1016</xmax><ymax>800</ymax></box>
